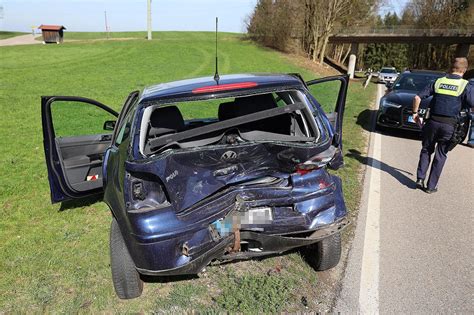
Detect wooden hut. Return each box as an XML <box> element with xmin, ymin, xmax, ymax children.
<box><xmin>38</xmin><ymin>25</ymin><xmax>66</xmax><ymax>44</ymax></box>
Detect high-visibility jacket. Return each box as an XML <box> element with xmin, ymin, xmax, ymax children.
<box><xmin>430</xmin><ymin>76</ymin><xmax>469</xmax><ymax>117</ymax></box>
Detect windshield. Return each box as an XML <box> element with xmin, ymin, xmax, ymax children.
<box><xmin>393</xmin><ymin>74</ymin><xmax>442</xmax><ymax>92</ymax></box>
<box><xmin>380</xmin><ymin>68</ymin><xmax>397</xmax><ymax>74</ymax></box>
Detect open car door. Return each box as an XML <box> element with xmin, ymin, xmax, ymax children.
<box><xmin>306</xmin><ymin>75</ymin><xmax>349</xmax><ymax>169</ymax></box>
<box><xmin>41</xmin><ymin>96</ymin><xmax>119</xmax><ymax>203</ymax></box>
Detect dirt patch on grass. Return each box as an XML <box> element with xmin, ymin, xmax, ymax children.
<box><xmin>282</xmin><ymin>52</ymin><xmax>340</xmax><ymax>77</ymax></box>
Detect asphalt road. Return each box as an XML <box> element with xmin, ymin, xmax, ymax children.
<box><xmin>336</xmin><ymin>85</ymin><xmax>474</xmax><ymax>313</ymax></box>
<box><xmin>0</xmin><ymin>34</ymin><xmax>41</xmax><ymax>47</ymax></box>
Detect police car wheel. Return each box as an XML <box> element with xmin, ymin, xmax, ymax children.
<box><xmin>110</xmin><ymin>218</ymin><xmax>143</xmax><ymax>299</ymax></box>
<box><xmin>375</xmin><ymin>123</ymin><xmax>385</xmax><ymax>132</ymax></box>
<box><xmin>301</xmin><ymin>232</ymin><xmax>341</xmax><ymax>271</ymax></box>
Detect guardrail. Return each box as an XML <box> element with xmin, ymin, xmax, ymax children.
<box><xmin>333</xmin><ymin>27</ymin><xmax>474</xmax><ymax>36</ymax></box>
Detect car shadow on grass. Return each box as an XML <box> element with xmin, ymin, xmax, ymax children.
<box><xmin>59</xmin><ymin>194</ymin><xmax>102</xmax><ymax>211</ymax></box>
<box><xmin>141</xmin><ymin>274</ymin><xmax>199</xmax><ymax>284</ymax></box>
<box><xmin>355</xmin><ymin>109</ymin><xmax>374</xmax><ymax>132</ymax></box>
<box><xmin>346</xmin><ymin>149</ymin><xmax>416</xmax><ymax>189</ymax></box>
<box><xmin>141</xmin><ymin>249</ymin><xmax>309</xmax><ymax>285</ymax></box>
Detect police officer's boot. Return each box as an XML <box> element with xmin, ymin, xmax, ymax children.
<box><xmin>416</xmin><ymin>179</ymin><xmax>425</xmax><ymax>190</ymax></box>
<box><xmin>424</xmin><ymin>187</ymin><xmax>438</xmax><ymax>194</ymax></box>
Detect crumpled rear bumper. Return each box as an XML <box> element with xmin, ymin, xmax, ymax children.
<box><xmin>122</xmin><ymin>170</ymin><xmax>348</xmax><ymax>276</ymax></box>
<box><xmin>135</xmin><ymin>217</ymin><xmax>349</xmax><ymax>276</ymax></box>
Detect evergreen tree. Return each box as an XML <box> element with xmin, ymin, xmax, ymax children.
<box><xmin>362</xmin><ymin>13</ymin><xmax>409</xmax><ymax>70</ymax></box>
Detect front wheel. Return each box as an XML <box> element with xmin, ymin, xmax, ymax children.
<box><xmin>110</xmin><ymin>218</ymin><xmax>143</xmax><ymax>299</ymax></box>
<box><xmin>302</xmin><ymin>232</ymin><xmax>341</xmax><ymax>271</ymax></box>
<box><xmin>374</xmin><ymin>120</ymin><xmax>388</xmax><ymax>132</ymax></box>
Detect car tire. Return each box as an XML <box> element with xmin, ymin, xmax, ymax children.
<box><xmin>302</xmin><ymin>232</ymin><xmax>341</xmax><ymax>271</ymax></box>
<box><xmin>375</xmin><ymin>122</ymin><xmax>387</xmax><ymax>132</ymax></box>
<box><xmin>110</xmin><ymin>218</ymin><xmax>143</xmax><ymax>299</ymax></box>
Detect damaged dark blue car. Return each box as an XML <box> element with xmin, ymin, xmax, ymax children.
<box><xmin>42</xmin><ymin>73</ymin><xmax>350</xmax><ymax>299</ymax></box>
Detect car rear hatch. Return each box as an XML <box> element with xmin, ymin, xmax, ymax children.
<box><xmin>125</xmin><ymin>140</ymin><xmax>334</xmax><ymax>215</ymax></box>
<box><xmin>124</xmin><ymin>82</ymin><xmax>347</xmax><ymax>219</ymax></box>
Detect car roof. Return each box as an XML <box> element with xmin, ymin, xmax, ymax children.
<box><xmin>139</xmin><ymin>73</ymin><xmax>305</xmax><ymax>103</ymax></box>
<box><xmin>407</xmin><ymin>70</ymin><xmax>445</xmax><ymax>75</ymax></box>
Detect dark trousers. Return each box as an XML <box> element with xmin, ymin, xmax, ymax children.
<box><xmin>416</xmin><ymin>119</ymin><xmax>454</xmax><ymax>190</ymax></box>
<box><xmin>468</xmin><ymin>114</ymin><xmax>474</xmax><ymax>145</ymax></box>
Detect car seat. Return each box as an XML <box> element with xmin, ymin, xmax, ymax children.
<box><xmin>218</xmin><ymin>94</ymin><xmax>291</xmax><ymax>134</ymax></box>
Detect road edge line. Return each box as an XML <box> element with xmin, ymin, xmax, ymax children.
<box><xmin>358</xmin><ymin>85</ymin><xmax>382</xmax><ymax>314</ymax></box>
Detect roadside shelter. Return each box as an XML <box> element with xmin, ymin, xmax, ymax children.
<box><xmin>38</xmin><ymin>25</ymin><xmax>66</xmax><ymax>44</ymax></box>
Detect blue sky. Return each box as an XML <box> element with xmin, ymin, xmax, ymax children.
<box><xmin>0</xmin><ymin>0</ymin><xmax>258</xmax><ymax>33</ymax></box>
<box><xmin>1</xmin><ymin>0</ymin><xmax>407</xmax><ymax>33</ymax></box>
<box><xmin>379</xmin><ymin>0</ymin><xmax>409</xmax><ymax>17</ymax></box>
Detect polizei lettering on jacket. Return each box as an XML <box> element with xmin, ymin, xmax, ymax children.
<box><xmin>439</xmin><ymin>83</ymin><xmax>458</xmax><ymax>91</ymax></box>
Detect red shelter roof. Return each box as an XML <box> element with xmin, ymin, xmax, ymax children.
<box><xmin>38</xmin><ymin>25</ymin><xmax>66</xmax><ymax>31</ymax></box>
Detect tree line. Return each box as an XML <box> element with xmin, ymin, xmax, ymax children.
<box><xmin>246</xmin><ymin>0</ymin><xmax>473</xmax><ymax>71</ymax></box>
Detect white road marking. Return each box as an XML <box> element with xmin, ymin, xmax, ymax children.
<box><xmin>358</xmin><ymin>85</ymin><xmax>383</xmax><ymax>314</ymax></box>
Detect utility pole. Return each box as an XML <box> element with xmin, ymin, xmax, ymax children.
<box><xmin>147</xmin><ymin>0</ymin><xmax>152</xmax><ymax>40</ymax></box>
<box><xmin>104</xmin><ymin>11</ymin><xmax>109</xmax><ymax>39</ymax></box>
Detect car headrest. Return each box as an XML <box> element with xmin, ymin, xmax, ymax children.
<box><xmin>219</xmin><ymin>94</ymin><xmax>277</xmax><ymax>121</ymax></box>
<box><xmin>234</xmin><ymin>94</ymin><xmax>278</xmax><ymax>114</ymax></box>
<box><xmin>149</xmin><ymin>106</ymin><xmax>185</xmax><ymax>135</ymax></box>
<box><xmin>218</xmin><ymin>101</ymin><xmax>237</xmax><ymax>121</ymax></box>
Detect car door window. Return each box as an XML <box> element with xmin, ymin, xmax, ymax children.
<box><xmin>51</xmin><ymin>100</ymin><xmax>116</xmax><ymax>138</ymax></box>
<box><xmin>112</xmin><ymin>91</ymin><xmax>139</xmax><ymax>144</ymax></box>
<box><xmin>306</xmin><ymin>79</ymin><xmax>342</xmax><ymax>113</ymax></box>
<box><xmin>115</xmin><ymin>107</ymin><xmax>136</xmax><ymax>146</ymax></box>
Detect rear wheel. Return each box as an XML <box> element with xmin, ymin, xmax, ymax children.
<box><xmin>302</xmin><ymin>232</ymin><xmax>341</xmax><ymax>271</ymax></box>
<box><xmin>110</xmin><ymin>218</ymin><xmax>143</xmax><ymax>299</ymax></box>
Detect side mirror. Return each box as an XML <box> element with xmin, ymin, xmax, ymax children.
<box><xmin>103</xmin><ymin>120</ymin><xmax>116</xmax><ymax>131</ymax></box>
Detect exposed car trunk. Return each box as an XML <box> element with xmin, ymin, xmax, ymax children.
<box><xmin>126</xmin><ymin>140</ymin><xmax>332</xmax><ymax>214</ymax></box>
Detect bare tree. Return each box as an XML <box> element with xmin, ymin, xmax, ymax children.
<box><xmin>403</xmin><ymin>0</ymin><xmax>473</xmax><ymax>69</ymax></box>
<box><xmin>248</xmin><ymin>0</ymin><xmax>379</xmax><ymax>65</ymax></box>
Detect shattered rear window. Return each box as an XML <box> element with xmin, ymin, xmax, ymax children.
<box><xmin>139</xmin><ymin>90</ymin><xmax>319</xmax><ymax>156</ymax></box>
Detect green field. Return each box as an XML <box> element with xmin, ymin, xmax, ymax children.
<box><xmin>0</xmin><ymin>31</ymin><xmax>28</xmax><ymax>40</ymax></box>
<box><xmin>0</xmin><ymin>32</ymin><xmax>376</xmax><ymax>313</ymax></box>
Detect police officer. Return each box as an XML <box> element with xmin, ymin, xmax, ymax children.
<box><xmin>412</xmin><ymin>57</ymin><xmax>474</xmax><ymax>193</ymax></box>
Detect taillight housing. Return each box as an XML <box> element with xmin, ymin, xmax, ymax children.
<box><xmin>295</xmin><ymin>163</ymin><xmax>322</xmax><ymax>175</ymax></box>
<box><xmin>126</xmin><ymin>172</ymin><xmax>170</xmax><ymax>211</ymax></box>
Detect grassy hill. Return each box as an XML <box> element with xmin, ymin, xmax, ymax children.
<box><xmin>0</xmin><ymin>32</ymin><xmax>375</xmax><ymax>313</ymax></box>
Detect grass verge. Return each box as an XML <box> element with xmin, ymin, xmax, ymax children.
<box><xmin>0</xmin><ymin>31</ymin><xmax>376</xmax><ymax>312</ymax></box>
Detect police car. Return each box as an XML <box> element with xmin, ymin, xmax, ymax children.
<box><xmin>377</xmin><ymin>70</ymin><xmax>445</xmax><ymax>131</ymax></box>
